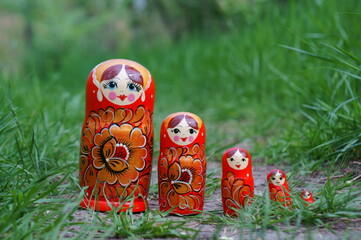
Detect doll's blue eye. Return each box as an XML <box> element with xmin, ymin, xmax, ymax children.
<box><xmin>108</xmin><ymin>81</ymin><xmax>117</xmax><ymax>90</ymax></box>
<box><xmin>128</xmin><ymin>83</ymin><xmax>136</xmax><ymax>91</ymax></box>
<box><xmin>127</xmin><ymin>82</ymin><xmax>142</xmax><ymax>92</ymax></box>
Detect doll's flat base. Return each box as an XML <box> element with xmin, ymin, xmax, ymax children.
<box><xmin>169</xmin><ymin>209</ymin><xmax>203</xmax><ymax>216</ymax></box>
<box><xmin>80</xmin><ymin>198</ymin><xmax>147</xmax><ymax>212</ymax></box>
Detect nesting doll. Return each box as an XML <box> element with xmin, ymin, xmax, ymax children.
<box><xmin>79</xmin><ymin>59</ymin><xmax>155</xmax><ymax>212</ymax></box>
<box><xmin>158</xmin><ymin>112</ymin><xmax>206</xmax><ymax>215</ymax></box>
<box><xmin>221</xmin><ymin>148</ymin><xmax>254</xmax><ymax>216</ymax></box>
<box><xmin>267</xmin><ymin>169</ymin><xmax>292</xmax><ymax>207</ymax></box>
<box><xmin>300</xmin><ymin>189</ymin><xmax>314</xmax><ymax>205</ymax></box>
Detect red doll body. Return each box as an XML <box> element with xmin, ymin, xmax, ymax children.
<box><xmin>158</xmin><ymin>112</ymin><xmax>206</xmax><ymax>215</ymax></box>
<box><xmin>79</xmin><ymin>59</ymin><xmax>155</xmax><ymax>212</ymax></box>
<box><xmin>300</xmin><ymin>189</ymin><xmax>315</xmax><ymax>205</ymax></box>
<box><xmin>267</xmin><ymin>169</ymin><xmax>292</xmax><ymax>207</ymax></box>
<box><xmin>221</xmin><ymin>148</ymin><xmax>254</xmax><ymax>216</ymax></box>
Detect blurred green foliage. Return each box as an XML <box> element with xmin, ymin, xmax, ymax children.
<box><xmin>0</xmin><ymin>0</ymin><xmax>258</xmax><ymax>80</ymax></box>
<box><xmin>1</xmin><ymin>0</ymin><xmax>361</xmax><ymax>167</ymax></box>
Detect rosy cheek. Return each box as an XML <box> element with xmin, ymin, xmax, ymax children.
<box><xmin>173</xmin><ymin>136</ymin><xmax>180</xmax><ymax>142</ymax></box>
<box><xmin>188</xmin><ymin>136</ymin><xmax>194</xmax><ymax>142</ymax></box>
<box><xmin>108</xmin><ymin>91</ymin><xmax>117</xmax><ymax>100</ymax></box>
<box><xmin>128</xmin><ymin>94</ymin><xmax>135</xmax><ymax>102</ymax></box>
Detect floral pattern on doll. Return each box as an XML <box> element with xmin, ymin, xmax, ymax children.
<box><xmin>158</xmin><ymin>147</ymin><xmax>205</xmax><ymax>211</ymax></box>
<box><xmin>91</xmin><ymin>123</ymin><xmax>147</xmax><ymax>185</ymax></box>
<box><xmin>80</xmin><ymin>106</ymin><xmax>153</xmax><ymax>200</ymax></box>
<box><xmin>116</xmin><ymin>167</ymin><xmax>151</xmax><ymax>200</ymax></box>
<box><xmin>222</xmin><ymin>172</ymin><xmax>252</xmax><ymax>216</ymax></box>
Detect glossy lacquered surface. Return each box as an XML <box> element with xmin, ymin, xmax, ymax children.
<box><xmin>158</xmin><ymin>112</ymin><xmax>206</xmax><ymax>215</ymax></box>
<box><xmin>79</xmin><ymin>59</ymin><xmax>155</xmax><ymax>212</ymax></box>
<box><xmin>221</xmin><ymin>148</ymin><xmax>254</xmax><ymax>216</ymax></box>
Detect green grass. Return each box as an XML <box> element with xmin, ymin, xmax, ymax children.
<box><xmin>1</xmin><ymin>0</ymin><xmax>361</xmax><ymax>239</ymax></box>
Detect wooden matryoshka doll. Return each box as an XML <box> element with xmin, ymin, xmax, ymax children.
<box><xmin>79</xmin><ymin>59</ymin><xmax>155</xmax><ymax>212</ymax></box>
<box><xmin>158</xmin><ymin>112</ymin><xmax>206</xmax><ymax>215</ymax></box>
<box><xmin>221</xmin><ymin>148</ymin><xmax>254</xmax><ymax>216</ymax></box>
<box><xmin>300</xmin><ymin>189</ymin><xmax>314</xmax><ymax>205</ymax></box>
<box><xmin>267</xmin><ymin>169</ymin><xmax>292</xmax><ymax>207</ymax></box>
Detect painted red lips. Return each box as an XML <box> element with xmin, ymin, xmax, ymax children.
<box><xmin>118</xmin><ymin>95</ymin><xmax>127</xmax><ymax>101</ymax></box>
<box><xmin>181</xmin><ymin>137</ymin><xmax>188</xmax><ymax>142</ymax></box>
<box><xmin>236</xmin><ymin>164</ymin><xmax>241</xmax><ymax>168</ymax></box>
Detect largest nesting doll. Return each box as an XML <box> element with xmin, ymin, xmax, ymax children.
<box><xmin>79</xmin><ymin>59</ymin><xmax>155</xmax><ymax>212</ymax></box>
<box><xmin>158</xmin><ymin>112</ymin><xmax>206</xmax><ymax>215</ymax></box>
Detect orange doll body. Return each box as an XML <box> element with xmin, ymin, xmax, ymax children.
<box><xmin>79</xmin><ymin>59</ymin><xmax>155</xmax><ymax>212</ymax></box>
<box><xmin>267</xmin><ymin>169</ymin><xmax>292</xmax><ymax>207</ymax></box>
<box><xmin>158</xmin><ymin>112</ymin><xmax>206</xmax><ymax>215</ymax></box>
<box><xmin>221</xmin><ymin>148</ymin><xmax>254</xmax><ymax>216</ymax></box>
<box><xmin>300</xmin><ymin>189</ymin><xmax>315</xmax><ymax>205</ymax></box>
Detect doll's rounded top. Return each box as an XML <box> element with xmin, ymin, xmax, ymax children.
<box><xmin>160</xmin><ymin>112</ymin><xmax>205</xmax><ymax>147</ymax></box>
<box><xmin>85</xmin><ymin>59</ymin><xmax>154</xmax><ymax>112</ymax></box>
<box><xmin>267</xmin><ymin>169</ymin><xmax>288</xmax><ymax>187</ymax></box>
<box><xmin>222</xmin><ymin>147</ymin><xmax>253</xmax><ymax>173</ymax></box>
<box><xmin>91</xmin><ymin>59</ymin><xmax>152</xmax><ymax>91</ymax></box>
<box><xmin>300</xmin><ymin>189</ymin><xmax>313</xmax><ymax>200</ymax></box>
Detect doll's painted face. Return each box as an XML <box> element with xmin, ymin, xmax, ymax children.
<box><xmin>227</xmin><ymin>150</ymin><xmax>249</xmax><ymax>170</ymax></box>
<box><xmin>301</xmin><ymin>190</ymin><xmax>312</xmax><ymax>200</ymax></box>
<box><xmin>167</xmin><ymin>115</ymin><xmax>199</xmax><ymax>146</ymax></box>
<box><xmin>270</xmin><ymin>171</ymin><xmax>286</xmax><ymax>186</ymax></box>
<box><xmin>100</xmin><ymin>64</ymin><xmax>144</xmax><ymax>105</ymax></box>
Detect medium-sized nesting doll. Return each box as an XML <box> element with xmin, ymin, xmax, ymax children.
<box><xmin>300</xmin><ymin>189</ymin><xmax>315</xmax><ymax>205</ymax></box>
<box><xmin>158</xmin><ymin>112</ymin><xmax>206</xmax><ymax>215</ymax></box>
<box><xmin>79</xmin><ymin>59</ymin><xmax>155</xmax><ymax>212</ymax></box>
<box><xmin>221</xmin><ymin>148</ymin><xmax>254</xmax><ymax>216</ymax></box>
<box><xmin>267</xmin><ymin>169</ymin><xmax>292</xmax><ymax>207</ymax></box>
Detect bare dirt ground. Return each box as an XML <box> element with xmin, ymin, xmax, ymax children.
<box><xmin>65</xmin><ymin>162</ymin><xmax>361</xmax><ymax>239</ymax></box>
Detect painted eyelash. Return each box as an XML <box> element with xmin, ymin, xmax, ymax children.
<box><xmin>102</xmin><ymin>80</ymin><xmax>111</xmax><ymax>88</ymax></box>
<box><xmin>127</xmin><ymin>81</ymin><xmax>142</xmax><ymax>92</ymax></box>
<box><xmin>102</xmin><ymin>80</ymin><xmax>118</xmax><ymax>89</ymax></box>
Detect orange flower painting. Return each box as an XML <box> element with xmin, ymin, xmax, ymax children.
<box><xmin>116</xmin><ymin>168</ymin><xmax>151</xmax><ymax>200</ymax></box>
<box><xmin>79</xmin><ymin>106</ymin><xmax>153</xmax><ymax>210</ymax></box>
<box><xmin>222</xmin><ymin>171</ymin><xmax>252</xmax><ymax>216</ymax></box>
<box><xmin>159</xmin><ymin>154</ymin><xmax>204</xmax><ymax>211</ymax></box>
<box><xmin>91</xmin><ymin>123</ymin><xmax>147</xmax><ymax>186</ymax></box>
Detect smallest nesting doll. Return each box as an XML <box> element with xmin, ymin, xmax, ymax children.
<box><xmin>158</xmin><ymin>112</ymin><xmax>206</xmax><ymax>215</ymax></box>
<box><xmin>221</xmin><ymin>148</ymin><xmax>254</xmax><ymax>216</ymax></box>
<box><xmin>267</xmin><ymin>169</ymin><xmax>292</xmax><ymax>207</ymax></box>
<box><xmin>300</xmin><ymin>189</ymin><xmax>315</xmax><ymax>205</ymax></box>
